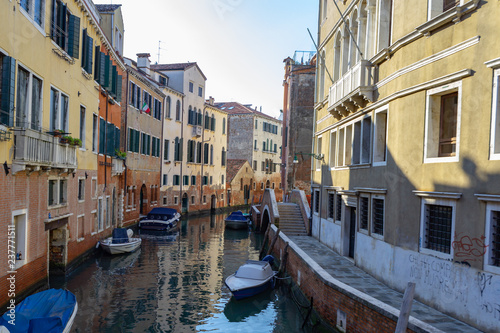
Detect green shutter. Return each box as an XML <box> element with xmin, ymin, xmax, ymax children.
<box><xmin>128</xmin><ymin>128</ymin><xmax>132</xmax><ymax>151</ymax></box>
<box><xmin>57</xmin><ymin>3</ymin><xmax>67</xmax><ymax>48</ymax></box>
<box><xmin>86</xmin><ymin>35</ymin><xmax>93</xmax><ymax>74</ymax></box>
<box><xmin>106</xmin><ymin>122</ymin><xmax>114</xmax><ymax>155</ymax></box>
<box><xmin>135</xmin><ymin>130</ymin><xmax>140</xmax><ymax>153</ymax></box>
<box><xmin>111</xmin><ymin>65</ymin><xmax>117</xmax><ymax>98</ymax></box>
<box><xmin>67</xmin><ymin>15</ymin><xmax>80</xmax><ymax>59</ymax></box>
<box><xmin>179</xmin><ymin>138</ymin><xmax>183</xmax><ymax>161</ymax></box>
<box><xmin>99</xmin><ymin>118</ymin><xmax>105</xmax><ymax>154</ymax></box>
<box><xmin>104</xmin><ymin>54</ymin><xmax>111</xmax><ymax>90</ymax></box>
<box><xmin>1</xmin><ymin>56</ymin><xmax>15</xmax><ymax>126</ymax></box>
<box><xmin>116</xmin><ymin>75</ymin><xmax>122</xmax><ymax>102</ymax></box>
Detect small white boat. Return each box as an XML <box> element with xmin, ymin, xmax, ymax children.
<box><xmin>139</xmin><ymin>208</ymin><xmax>181</xmax><ymax>231</ymax></box>
<box><xmin>225</xmin><ymin>256</ymin><xmax>277</xmax><ymax>300</ymax></box>
<box><xmin>99</xmin><ymin>229</ymin><xmax>141</xmax><ymax>255</ymax></box>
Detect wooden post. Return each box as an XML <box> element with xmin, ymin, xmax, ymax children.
<box><xmin>278</xmin><ymin>242</ymin><xmax>289</xmax><ymax>283</ymax></box>
<box><xmin>395</xmin><ymin>282</ymin><xmax>416</xmax><ymax>333</ymax></box>
<box><xmin>259</xmin><ymin>224</ymin><xmax>271</xmax><ymax>259</ymax></box>
<box><xmin>266</xmin><ymin>229</ymin><xmax>280</xmax><ymax>256</ymax></box>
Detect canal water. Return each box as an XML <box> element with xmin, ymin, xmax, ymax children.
<box><xmin>53</xmin><ymin>212</ymin><xmax>330</xmax><ymax>332</ymax></box>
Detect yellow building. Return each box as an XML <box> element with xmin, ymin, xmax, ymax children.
<box><xmin>0</xmin><ymin>0</ymin><xmax>122</xmax><ymax>302</ymax></box>
<box><xmin>313</xmin><ymin>0</ymin><xmax>499</xmax><ymax>331</ymax></box>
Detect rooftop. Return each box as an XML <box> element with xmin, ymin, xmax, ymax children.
<box><xmin>95</xmin><ymin>4</ymin><xmax>122</xmax><ymax>12</ymax></box>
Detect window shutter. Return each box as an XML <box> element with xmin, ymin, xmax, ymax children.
<box><xmin>116</xmin><ymin>75</ymin><xmax>122</xmax><ymax>102</ymax></box>
<box><xmin>111</xmin><ymin>65</ymin><xmax>117</xmax><ymax>98</ymax></box>
<box><xmin>114</xmin><ymin>127</ymin><xmax>120</xmax><ymax>154</ymax></box>
<box><xmin>152</xmin><ymin>137</ymin><xmax>156</xmax><ymax>157</ymax></box>
<box><xmin>99</xmin><ymin>118</ymin><xmax>105</xmax><ymax>154</ymax></box>
<box><xmin>1</xmin><ymin>56</ymin><xmax>16</xmax><ymax>126</ymax></box>
<box><xmin>106</xmin><ymin>122</ymin><xmax>114</xmax><ymax>155</ymax></box>
<box><xmin>211</xmin><ymin>117</ymin><xmax>215</xmax><ymax>131</ymax></box>
<box><xmin>135</xmin><ymin>130</ymin><xmax>140</xmax><ymax>152</ymax></box>
<box><xmin>147</xmin><ymin>135</ymin><xmax>151</xmax><ymax>155</ymax></box>
<box><xmin>86</xmin><ymin>35</ymin><xmax>93</xmax><ymax>74</ymax></box>
<box><xmin>179</xmin><ymin>138</ymin><xmax>183</xmax><ymax>161</ymax></box>
<box><xmin>104</xmin><ymin>54</ymin><xmax>111</xmax><ymax>90</ymax></box>
<box><xmin>67</xmin><ymin>15</ymin><xmax>80</xmax><ymax>59</ymax></box>
<box><xmin>50</xmin><ymin>0</ymin><xmax>57</xmax><ymax>39</ymax></box>
<box><xmin>57</xmin><ymin>3</ymin><xmax>68</xmax><ymax>48</ymax></box>
<box><xmin>99</xmin><ymin>52</ymin><xmax>105</xmax><ymax>85</ymax></box>
<box><xmin>128</xmin><ymin>128</ymin><xmax>133</xmax><ymax>151</ymax></box>
<box><xmin>94</xmin><ymin>46</ymin><xmax>101</xmax><ymax>83</ymax></box>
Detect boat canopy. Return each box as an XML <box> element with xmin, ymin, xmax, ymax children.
<box><xmin>0</xmin><ymin>289</ymin><xmax>76</xmax><ymax>333</ymax></box>
<box><xmin>226</xmin><ymin>211</ymin><xmax>248</xmax><ymax>222</ymax></box>
<box><xmin>146</xmin><ymin>208</ymin><xmax>178</xmax><ymax>220</ymax></box>
<box><xmin>112</xmin><ymin>228</ymin><xmax>129</xmax><ymax>244</ymax></box>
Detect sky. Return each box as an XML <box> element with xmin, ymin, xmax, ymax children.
<box><xmin>93</xmin><ymin>0</ymin><xmax>319</xmax><ymax>119</ymax></box>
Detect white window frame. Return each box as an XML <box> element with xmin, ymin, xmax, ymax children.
<box><xmin>327</xmin><ymin>191</ymin><xmax>336</xmax><ymax>221</ymax></box>
<box><xmin>105</xmin><ymin>196</ymin><xmax>110</xmax><ymax>228</ymax></box>
<box><xmin>358</xmin><ymin>194</ymin><xmax>370</xmax><ymax>235</ymax></box>
<box><xmin>48</xmin><ymin>177</ymin><xmax>68</xmax><ymax>207</ymax></box>
<box><xmin>427</xmin><ymin>0</ymin><xmax>464</xmax><ymax>20</ymax></box>
<box><xmin>419</xmin><ymin>197</ymin><xmax>457</xmax><ymax>260</ymax></box>
<box><xmin>19</xmin><ymin>0</ymin><xmax>46</xmax><ymax>34</ymax></box>
<box><xmin>329</xmin><ymin>130</ymin><xmax>337</xmax><ymax>169</ymax></box>
<box><xmin>77</xmin><ymin>214</ymin><xmax>85</xmax><ymax>242</ymax></box>
<box><xmin>424</xmin><ymin>81</ymin><xmax>462</xmax><ymax>164</ymax></box>
<box><xmin>16</xmin><ymin>64</ymin><xmax>43</xmax><ymax>130</ymax></box>
<box><xmin>78</xmin><ymin>177</ymin><xmax>85</xmax><ymax>202</ymax></box>
<box><xmin>373</xmin><ymin>106</ymin><xmax>388</xmax><ymax>167</ymax></box>
<box><xmin>49</xmin><ymin>86</ymin><xmax>69</xmax><ymax>133</ymax></box>
<box><xmin>91</xmin><ymin>177</ymin><xmax>98</xmax><ymax>199</ymax></box>
<box><xmin>484</xmin><ymin>201</ymin><xmax>500</xmax><ymax>275</ymax></box>
<box><xmin>490</xmin><ymin>68</ymin><xmax>500</xmax><ymax>160</ymax></box>
<box><xmin>79</xmin><ymin>105</ymin><xmax>86</xmax><ymax>149</ymax></box>
<box><xmin>12</xmin><ymin>209</ymin><xmax>28</xmax><ymax>269</ymax></box>
<box><xmin>97</xmin><ymin>197</ymin><xmax>104</xmax><ymax>231</ymax></box>
<box><xmin>316</xmin><ymin>136</ymin><xmax>323</xmax><ymax>171</ymax></box>
<box><xmin>371</xmin><ymin>194</ymin><xmax>385</xmax><ymax>240</ymax></box>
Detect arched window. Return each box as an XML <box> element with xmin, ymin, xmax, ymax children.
<box><xmin>204</xmin><ymin>112</ymin><xmax>210</xmax><ymax>129</ymax></box>
<box><xmin>197</xmin><ymin>110</ymin><xmax>202</xmax><ymax>126</ymax></box>
<box><xmin>350</xmin><ymin>10</ymin><xmax>359</xmax><ymax>67</ymax></box>
<box><xmin>333</xmin><ymin>32</ymin><xmax>342</xmax><ymax>81</ymax></box>
<box><xmin>165</xmin><ymin>96</ymin><xmax>171</xmax><ymax>118</ymax></box>
<box><xmin>221</xmin><ymin>147</ymin><xmax>226</xmax><ymax>166</ymax></box>
<box><xmin>176</xmin><ymin>100</ymin><xmax>181</xmax><ymax>121</ymax></box>
<box><xmin>342</xmin><ymin>22</ymin><xmax>350</xmax><ymax>74</ymax></box>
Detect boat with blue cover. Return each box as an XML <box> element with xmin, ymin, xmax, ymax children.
<box><xmin>225</xmin><ymin>255</ymin><xmax>277</xmax><ymax>300</ymax></box>
<box><xmin>139</xmin><ymin>207</ymin><xmax>181</xmax><ymax>231</ymax></box>
<box><xmin>224</xmin><ymin>211</ymin><xmax>250</xmax><ymax>230</ymax></box>
<box><xmin>98</xmin><ymin>228</ymin><xmax>141</xmax><ymax>255</ymax></box>
<box><xmin>0</xmin><ymin>289</ymin><xmax>77</xmax><ymax>333</ymax></box>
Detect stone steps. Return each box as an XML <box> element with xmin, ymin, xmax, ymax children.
<box><xmin>277</xmin><ymin>203</ymin><xmax>307</xmax><ymax>236</ymax></box>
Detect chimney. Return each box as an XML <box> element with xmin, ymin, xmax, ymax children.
<box><xmin>260</xmin><ymin>106</ymin><xmax>262</xmax><ymax>112</ymax></box>
<box><xmin>207</xmin><ymin>96</ymin><xmax>214</xmax><ymax>105</ymax></box>
<box><xmin>137</xmin><ymin>53</ymin><xmax>151</xmax><ymax>76</ymax></box>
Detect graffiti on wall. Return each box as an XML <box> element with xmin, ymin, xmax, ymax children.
<box><xmin>451</xmin><ymin>233</ymin><xmax>488</xmax><ymax>262</ymax></box>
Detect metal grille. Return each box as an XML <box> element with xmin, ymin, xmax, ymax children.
<box><xmin>491</xmin><ymin>211</ymin><xmax>500</xmax><ymax>267</ymax></box>
<box><xmin>314</xmin><ymin>191</ymin><xmax>320</xmax><ymax>213</ymax></box>
<box><xmin>425</xmin><ymin>204</ymin><xmax>452</xmax><ymax>254</ymax></box>
<box><xmin>359</xmin><ymin>197</ymin><xmax>368</xmax><ymax>230</ymax></box>
<box><xmin>443</xmin><ymin>0</ymin><xmax>459</xmax><ymax>11</ymax></box>
<box><xmin>328</xmin><ymin>193</ymin><xmax>335</xmax><ymax>219</ymax></box>
<box><xmin>335</xmin><ymin>195</ymin><xmax>342</xmax><ymax>221</ymax></box>
<box><xmin>372</xmin><ymin>199</ymin><xmax>384</xmax><ymax>235</ymax></box>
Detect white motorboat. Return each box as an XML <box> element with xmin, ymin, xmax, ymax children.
<box><xmin>139</xmin><ymin>207</ymin><xmax>181</xmax><ymax>231</ymax></box>
<box><xmin>225</xmin><ymin>255</ymin><xmax>277</xmax><ymax>300</ymax></box>
<box><xmin>99</xmin><ymin>229</ymin><xmax>141</xmax><ymax>255</ymax></box>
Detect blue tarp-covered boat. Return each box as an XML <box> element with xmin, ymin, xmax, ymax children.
<box><xmin>224</xmin><ymin>211</ymin><xmax>250</xmax><ymax>230</ymax></box>
<box><xmin>139</xmin><ymin>207</ymin><xmax>181</xmax><ymax>231</ymax></box>
<box><xmin>0</xmin><ymin>289</ymin><xmax>77</xmax><ymax>333</ymax></box>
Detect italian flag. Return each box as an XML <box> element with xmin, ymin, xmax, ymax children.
<box><xmin>142</xmin><ymin>101</ymin><xmax>151</xmax><ymax>113</ymax></box>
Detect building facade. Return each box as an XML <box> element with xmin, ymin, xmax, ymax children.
<box><xmin>0</xmin><ymin>0</ymin><xmax>123</xmax><ymax>303</ymax></box>
<box><xmin>312</xmin><ymin>0</ymin><xmax>499</xmax><ymax>331</ymax></box>
<box><xmin>216</xmin><ymin>102</ymin><xmax>283</xmax><ymax>204</ymax></box>
<box><xmin>281</xmin><ymin>52</ymin><xmax>316</xmax><ymax>200</ymax></box>
<box><xmin>226</xmin><ymin>159</ymin><xmax>254</xmax><ymax>206</ymax></box>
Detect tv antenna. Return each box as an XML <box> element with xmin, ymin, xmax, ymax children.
<box><xmin>157</xmin><ymin>41</ymin><xmax>167</xmax><ymax>64</ymax></box>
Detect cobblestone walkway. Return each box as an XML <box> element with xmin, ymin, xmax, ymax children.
<box><xmin>287</xmin><ymin>235</ymin><xmax>483</xmax><ymax>333</ymax></box>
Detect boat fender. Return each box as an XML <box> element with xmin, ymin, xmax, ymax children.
<box><xmin>96</xmin><ymin>241</ymin><xmax>100</xmax><ymax>248</ymax></box>
<box><xmin>262</xmin><ymin>255</ymin><xmax>275</xmax><ymax>266</ymax></box>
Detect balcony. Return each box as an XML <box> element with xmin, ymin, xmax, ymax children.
<box><xmin>328</xmin><ymin>60</ymin><xmax>374</xmax><ymax>118</ymax></box>
<box><xmin>192</xmin><ymin>125</ymin><xmax>202</xmax><ymax>137</ymax></box>
<box><xmin>112</xmin><ymin>158</ymin><xmax>125</xmax><ymax>176</ymax></box>
<box><xmin>12</xmin><ymin>129</ymin><xmax>77</xmax><ymax>174</ymax></box>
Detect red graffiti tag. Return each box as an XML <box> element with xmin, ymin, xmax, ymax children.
<box><xmin>452</xmin><ymin>233</ymin><xmax>488</xmax><ymax>262</ymax></box>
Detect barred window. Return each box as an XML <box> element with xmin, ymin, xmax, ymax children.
<box><xmin>328</xmin><ymin>193</ymin><xmax>335</xmax><ymax>219</ymax></box>
<box><xmin>489</xmin><ymin>210</ymin><xmax>500</xmax><ymax>268</ymax></box>
<box><xmin>359</xmin><ymin>197</ymin><xmax>369</xmax><ymax>230</ymax></box>
<box><xmin>424</xmin><ymin>204</ymin><xmax>452</xmax><ymax>254</ymax></box>
<box><xmin>335</xmin><ymin>194</ymin><xmax>342</xmax><ymax>221</ymax></box>
<box><xmin>314</xmin><ymin>190</ymin><xmax>320</xmax><ymax>214</ymax></box>
<box><xmin>372</xmin><ymin>198</ymin><xmax>384</xmax><ymax>235</ymax></box>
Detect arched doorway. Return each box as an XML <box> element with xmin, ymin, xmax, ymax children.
<box><xmin>182</xmin><ymin>193</ymin><xmax>188</xmax><ymax>213</ymax></box>
<box><xmin>244</xmin><ymin>185</ymin><xmax>249</xmax><ymax>205</ymax></box>
<box><xmin>140</xmin><ymin>184</ymin><xmax>147</xmax><ymax>215</ymax></box>
<box><xmin>211</xmin><ymin>195</ymin><xmax>216</xmax><ymax>212</ymax></box>
<box><xmin>266</xmin><ymin>180</ymin><xmax>270</xmax><ymax>189</ymax></box>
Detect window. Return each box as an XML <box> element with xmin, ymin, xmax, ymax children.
<box><xmin>141</xmin><ymin>133</ymin><xmax>151</xmax><ymax>155</ymax></box>
<box><xmin>191</xmin><ymin>196</ymin><xmax>195</xmax><ymax>204</ymax></box>
<box><xmin>490</xmin><ymin>69</ymin><xmax>500</xmax><ymax>160</ymax></box>
<box><xmin>313</xmin><ymin>189</ymin><xmax>320</xmax><ymax>214</ymax></box>
<box><xmin>97</xmin><ymin>197</ymin><xmax>103</xmax><ymax>231</ymax></box>
<box><xmin>197</xmin><ymin>141</ymin><xmax>202</xmax><ymax>163</ymax></box>
<box><xmin>51</xmin><ymin>0</ymin><xmax>80</xmax><ymax>57</ymax></box>
<box><xmin>261</xmin><ymin>161</ymin><xmax>265</xmax><ymax>171</ymax></box>
<box><xmin>91</xmin><ymin>177</ymin><xmax>97</xmax><ymax>199</ymax></box>
<box><xmin>222</xmin><ymin>118</ymin><xmax>226</xmax><ymax>134</ymax></box>
<box><xmin>50</xmin><ymin>87</ymin><xmax>69</xmax><ymax>132</ymax></box>
<box><xmin>0</xmin><ymin>54</ymin><xmax>16</xmax><ymax>127</ymax></box>
<box><xmin>176</xmin><ymin>100</ymin><xmax>181</xmax><ymax>121</ymax></box>
<box><xmin>210</xmin><ymin>145</ymin><xmax>214</xmax><ymax>165</ymax></box>
<box><xmin>78</xmin><ymin>106</ymin><xmax>86</xmax><ymax>148</ymax></box>
<box><xmin>485</xmin><ymin>203</ymin><xmax>500</xmax><ymax>273</ymax></box>
<box><xmin>329</xmin><ymin>130</ymin><xmax>337</xmax><ymax>168</ymax></box>
<box><xmin>21</xmin><ymin>0</ymin><xmax>46</xmax><ymax>27</ymax></box>
<box><xmin>48</xmin><ymin>178</ymin><xmax>67</xmax><ymax>206</ymax></box>
<box><xmin>419</xmin><ymin>197</ymin><xmax>456</xmax><ymax>259</ymax></box>
<box><xmin>260</xmin><ymin>182</ymin><xmax>264</xmax><ymax>190</ymax></box>
<box><xmin>316</xmin><ymin>137</ymin><xmax>322</xmax><ymax>170</ymax></box>
<box><xmin>335</xmin><ymin>194</ymin><xmax>342</xmax><ymax>222</ymax></box>
<box><xmin>78</xmin><ymin>178</ymin><xmax>85</xmax><ymax>201</ymax></box>
<box><xmin>12</xmin><ymin>211</ymin><xmax>27</xmax><ymax>267</ymax></box>
<box><xmin>255</xmin><ymin>119</ymin><xmax>258</xmax><ymax>129</ymax></box>
<box><xmin>16</xmin><ymin>66</ymin><xmax>42</xmax><ymax>130</ymax></box>
<box><xmin>211</xmin><ymin>114</ymin><xmax>216</xmax><ymax>131</ymax></box>
<box><xmin>254</xmin><ymin>140</ymin><xmax>258</xmax><ymax>150</ymax></box>
<box><xmin>81</xmin><ymin>29</ymin><xmax>93</xmax><ymax>74</ymax></box>
<box><xmin>151</xmin><ymin>137</ymin><xmax>161</xmax><ymax>157</ymax></box>
<box><xmin>428</xmin><ymin>0</ymin><xmax>459</xmax><ymax>19</ymax></box>
<box><xmin>105</xmin><ymin>196</ymin><xmax>110</xmax><ymax>228</ymax></box>
<box><xmin>204</xmin><ymin>143</ymin><xmax>209</xmax><ymax>164</ymax></box>
<box><xmin>163</xmin><ymin>174</ymin><xmax>168</xmax><ymax>186</ymax></box>
<box><xmin>77</xmin><ymin>215</ymin><xmax>84</xmax><ymax>240</ymax></box>
<box><xmin>164</xmin><ymin>139</ymin><xmax>170</xmax><ymax>161</ymax></box>
<box><xmin>210</xmin><ymin>176</ymin><xmax>213</xmax><ymax>185</ymax></box>
<box><xmin>173</xmin><ymin>175</ymin><xmax>180</xmax><ymax>186</ymax></box>
<box><xmin>359</xmin><ymin>196</ymin><xmax>369</xmax><ymax>230</ymax></box>
<box><xmin>253</xmin><ymin>160</ymin><xmax>257</xmax><ymax>170</ymax></box>
<box><xmin>372</xmin><ymin>197</ymin><xmax>384</xmax><ymax>236</ymax></box>
<box><xmin>373</xmin><ymin>108</ymin><xmax>388</xmax><ymax>165</ymax></box>
<box><xmin>165</xmin><ymin>96</ymin><xmax>171</xmax><ymax>118</ymax></box>
<box><xmin>128</xmin><ymin>128</ymin><xmax>140</xmax><ymax>153</ymax></box>
<box><xmin>159</xmin><ymin>76</ymin><xmax>167</xmax><ymax>86</ymax></box>
<box><xmin>424</xmin><ymin>82</ymin><xmax>461</xmax><ymax>163</ymax></box>
<box><xmin>221</xmin><ymin>147</ymin><xmax>226</xmax><ymax>166</ymax></box>
<box><xmin>189</xmin><ymin>82</ymin><xmax>194</xmax><ymax>93</ymax></box>
<box><xmin>174</xmin><ymin>137</ymin><xmax>182</xmax><ymax>161</ymax></box>
<box><xmin>191</xmin><ymin>175</ymin><xmax>196</xmax><ymax>185</ymax></box>
<box><xmin>203</xmin><ymin>176</ymin><xmax>208</xmax><ymax>185</ymax></box>
<box><xmin>338</xmin><ymin>127</ymin><xmax>345</xmax><ymax>166</ymax></box>
<box><xmin>222</xmin><ymin>174</ymin><xmax>224</xmax><ymax>184</ymax></box>
<box><xmin>198</xmin><ymin>86</ymin><xmax>203</xmax><ymax>97</ymax></box>
<box><xmin>163</xmin><ymin>197</ymin><xmax>167</xmax><ymax>205</ymax></box>
<box><xmin>174</xmin><ymin>196</ymin><xmax>178</xmax><ymax>205</ymax></box>
<box><xmin>183</xmin><ymin>175</ymin><xmax>189</xmax><ymax>186</ymax></box>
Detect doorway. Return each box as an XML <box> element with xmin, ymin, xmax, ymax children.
<box><xmin>348</xmin><ymin>207</ymin><xmax>356</xmax><ymax>258</ymax></box>
<box><xmin>140</xmin><ymin>184</ymin><xmax>147</xmax><ymax>215</ymax></box>
<box><xmin>182</xmin><ymin>193</ymin><xmax>188</xmax><ymax>213</ymax></box>
<box><xmin>211</xmin><ymin>195</ymin><xmax>216</xmax><ymax>212</ymax></box>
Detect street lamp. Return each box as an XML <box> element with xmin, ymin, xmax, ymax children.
<box><xmin>293</xmin><ymin>152</ymin><xmax>324</xmax><ymax>163</ymax></box>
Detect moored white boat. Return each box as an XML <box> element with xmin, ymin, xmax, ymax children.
<box><xmin>139</xmin><ymin>207</ymin><xmax>181</xmax><ymax>231</ymax></box>
<box><xmin>99</xmin><ymin>229</ymin><xmax>141</xmax><ymax>255</ymax></box>
<box><xmin>225</xmin><ymin>255</ymin><xmax>277</xmax><ymax>300</ymax></box>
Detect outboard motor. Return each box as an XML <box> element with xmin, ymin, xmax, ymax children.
<box><xmin>262</xmin><ymin>255</ymin><xmax>275</xmax><ymax>266</ymax></box>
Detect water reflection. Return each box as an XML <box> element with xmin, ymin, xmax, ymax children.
<box><xmin>52</xmin><ymin>212</ymin><xmax>316</xmax><ymax>332</ymax></box>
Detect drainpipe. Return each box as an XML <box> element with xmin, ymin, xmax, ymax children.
<box><xmin>123</xmin><ymin>70</ymin><xmax>130</xmax><ymax>226</ymax></box>
<box><xmin>179</xmin><ymin>96</ymin><xmax>184</xmax><ymax>210</ymax></box>
<box><xmin>104</xmin><ymin>91</ymin><xmax>109</xmax><ymax>191</ymax></box>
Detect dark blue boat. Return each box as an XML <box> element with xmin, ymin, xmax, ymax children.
<box><xmin>139</xmin><ymin>207</ymin><xmax>181</xmax><ymax>231</ymax></box>
<box><xmin>0</xmin><ymin>289</ymin><xmax>77</xmax><ymax>333</ymax></box>
<box><xmin>224</xmin><ymin>211</ymin><xmax>250</xmax><ymax>230</ymax></box>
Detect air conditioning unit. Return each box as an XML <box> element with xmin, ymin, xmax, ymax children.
<box><xmin>192</xmin><ymin>126</ymin><xmax>202</xmax><ymax>137</ymax></box>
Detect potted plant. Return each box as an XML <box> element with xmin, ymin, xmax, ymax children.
<box><xmin>60</xmin><ymin>135</ymin><xmax>73</xmax><ymax>145</ymax></box>
<box><xmin>115</xmin><ymin>149</ymin><xmax>126</xmax><ymax>159</ymax></box>
<box><xmin>52</xmin><ymin>129</ymin><xmax>64</xmax><ymax>137</ymax></box>
<box><xmin>72</xmin><ymin>138</ymin><xmax>82</xmax><ymax>147</ymax></box>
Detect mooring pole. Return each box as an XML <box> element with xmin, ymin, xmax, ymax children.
<box><xmin>395</xmin><ymin>282</ymin><xmax>416</xmax><ymax>333</ymax></box>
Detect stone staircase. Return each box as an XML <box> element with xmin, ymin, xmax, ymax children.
<box><xmin>277</xmin><ymin>203</ymin><xmax>307</xmax><ymax>236</ymax></box>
